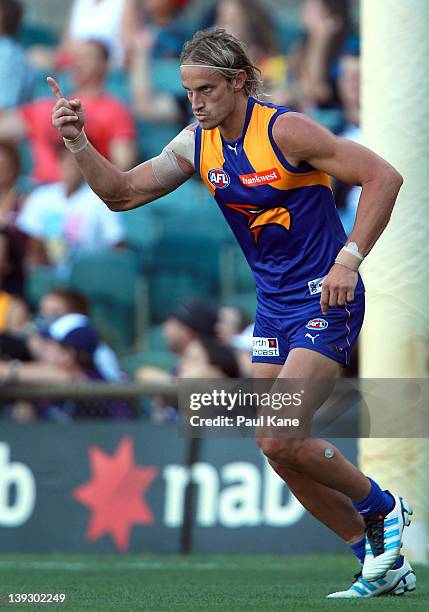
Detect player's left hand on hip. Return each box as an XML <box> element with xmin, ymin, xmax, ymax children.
<box><xmin>320</xmin><ymin>264</ymin><xmax>358</xmax><ymax>315</ymax></box>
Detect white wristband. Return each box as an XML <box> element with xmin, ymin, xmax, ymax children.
<box><xmin>63</xmin><ymin>129</ymin><xmax>88</xmax><ymax>154</ymax></box>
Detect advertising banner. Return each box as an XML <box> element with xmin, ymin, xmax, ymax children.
<box><xmin>0</xmin><ymin>424</ymin><xmax>356</xmax><ymax>554</ymax></box>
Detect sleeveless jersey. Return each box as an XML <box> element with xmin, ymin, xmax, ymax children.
<box><xmin>194</xmin><ymin>97</ymin><xmax>365</xmax><ymax>316</ymax></box>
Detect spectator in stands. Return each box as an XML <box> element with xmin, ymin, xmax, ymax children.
<box><xmin>218</xmin><ymin>0</ymin><xmax>287</xmax><ymax>93</ymax></box>
<box><xmin>335</xmin><ymin>52</ymin><xmax>361</xmax><ymax>235</ymax></box>
<box><xmin>36</xmin><ymin>287</ymin><xmax>90</xmax><ymax>326</ymax></box>
<box><xmin>130</xmin><ymin>27</ymin><xmax>191</xmax><ymax>125</ymax></box>
<box><xmin>0</xmin><ymin>0</ymin><xmax>35</xmax><ymax>108</ymax></box>
<box><xmin>64</xmin><ymin>0</ymin><xmax>132</xmax><ymax>68</ymax></box>
<box><xmin>0</xmin><ymin>313</ymin><xmax>134</xmax><ymax>421</ymax></box>
<box><xmin>0</xmin><ymin>288</ymin><xmax>125</xmax><ymax>382</ymax></box>
<box><xmin>211</xmin><ymin>0</ymin><xmax>279</xmax><ymax>67</ymax></box>
<box><xmin>338</xmin><ymin>53</ymin><xmax>359</xmax><ymax>135</ymax></box>
<box><xmin>16</xmin><ymin>148</ymin><xmax>126</xmax><ymax>271</ymax></box>
<box><xmin>134</xmin><ymin>0</ymin><xmax>192</xmax><ymax>60</ymax></box>
<box><xmin>0</xmin><ymin>228</ymin><xmax>29</xmax><ymax>331</ymax></box>
<box><xmin>301</xmin><ymin>0</ymin><xmax>350</xmax><ymax>111</ymax></box>
<box><xmin>229</xmin><ymin>322</ymin><xmax>254</xmax><ymax>377</ymax></box>
<box><xmin>0</xmin><ymin>313</ymin><xmax>101</xmax><ymax>383</ymax></box>
<box><xmin>163</xmin><ymin>297</ymin><xmax>218</xmax><ymax>355</ymax></box>
<box><xmin>129</xmin><ymin>0</ymin><xmax>281</xmax><ymax>124</ymax></box>
<box><xmin>33</xmin><ymin>288</ymin><xmax>125</xmax><ymax>382</ymax></box>
<box><xmin>0</xmin><ymin>142</ymin><xmax>25</xmax><ymax>237</ymax></box>
<box><xmin>146</xmin><ymin>332</ymin><xmax>240</xmax><ymax>424</ymax></box>
<box><xmin>0</xmin><ymin>39</ymin><xmax>136</xmax><ymax>184</ymax></box>
<box><xmin>178</xmin><ymin>334</ymin><xmax>240</xmax><ymax>378</ymax></box>
<box><xmin>136</xmin><ymin>297</ymin><xmax>218</xmax><ymax>382</ymax></box>
<box><xmin>216</xmin><ymin>305</ymin><xmax>251</xmax><ymax>346</ymax></box>
<box><xmin>29</xmin><ymin>0</ymin><xmax>137</xmax><ymax>70</ymax></box>
<box><xmin>273</xmin><ymin>0</ymin><xmax>350</xmax><ymax>112</ymax></box>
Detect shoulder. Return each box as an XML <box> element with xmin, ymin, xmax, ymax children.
<box><xmin>272</xmin><ymin>111</ymin><xmax>336</xmax><ymax>161</ymax></box>
<box><xmin>165</xmin><ymin>125</ymin><xmax>196</xmax><ymax>169</ymax></box>
<box><xmin>185</xmin><ymin>122</ymin><xmax>198</xmax><ymax>133</ymax></box>
<box><xmin>272</xmin><ymin>112</ymin><xmax>328</xmax><ymax>146</ymax></box>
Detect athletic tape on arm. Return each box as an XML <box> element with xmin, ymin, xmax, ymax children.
<box><xmin>151</xmin><ymin>127</ymin><xmax>195</xmax><ymax>189</ymax></box>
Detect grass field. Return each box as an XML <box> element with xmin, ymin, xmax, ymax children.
<box><xmin>0</xmin><ymin>554</ymin><xmax>427</xmax><ymax>611</ymax></box>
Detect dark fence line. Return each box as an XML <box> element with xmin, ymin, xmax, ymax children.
<box><xmin>0</xmin><ymin>381</ymin><xmax>177</xmax><ymax>401</ymax></box>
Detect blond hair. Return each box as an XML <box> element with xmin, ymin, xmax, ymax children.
<box><xmin>180</xmin><ymin>28</ymin><xmax>264</xmax><ymax>98</ymax></box>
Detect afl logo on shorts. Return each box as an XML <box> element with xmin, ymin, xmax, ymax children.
<box><xmin>208</xmin><ymin>168</ymin><xmax>230</xmax><ymax>189</ymax></box>
<box><xmin>306</xmin><ymin>318</ymin><xmax>328</xmax><ymax>330</ymax></box>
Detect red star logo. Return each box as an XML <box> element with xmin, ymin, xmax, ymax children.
<box><xmin>73</xmin><ymin>436</ymin><xmax>158</xmax><ymax>551</ymax></box>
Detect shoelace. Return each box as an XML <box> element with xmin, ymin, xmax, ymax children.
<box><xmin>365</xmin><ymin>514</ymin><xmax>385</xmax><ymax>556</ymax></box>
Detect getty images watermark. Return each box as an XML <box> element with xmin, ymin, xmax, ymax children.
<box><xmin>178</xmin><ymin>378</ymin><xmax>323</xmax><ymax>438</ymax></box>
<box><xmin>178</xmin><ymin>378</ymin><xmax>429</xmax><ymax>438</ymax></box>
<box><xmin>188</xmin><ymin>387</ymin><xmax>303</xmax><ymax>429</ymax></box>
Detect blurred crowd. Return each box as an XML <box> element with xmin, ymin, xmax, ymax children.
<box><xmin>0</xmin><ymin>0</ymin><xmax>361</xmax><ymax>422</ymax></box>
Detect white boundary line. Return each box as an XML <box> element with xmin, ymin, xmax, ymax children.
<box><xmin>0</xmin><ymin>560</ymin><xmax>293</xmax><ymax>571</ymax></box>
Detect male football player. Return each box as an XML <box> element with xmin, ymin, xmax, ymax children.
<box><xmin>48</xmin><ymin>28</ymin><xmax>415</xmax><ymax>598</ymax></box>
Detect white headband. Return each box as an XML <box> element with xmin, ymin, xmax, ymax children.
<box><xmin>180</xmin><ymin>64</ymin><xmax>241</xmax><ymax>72</ymax></box>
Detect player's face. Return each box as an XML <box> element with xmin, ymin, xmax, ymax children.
<box><xmin>181</xmin><ymin>66</ymin><xmax>236</xmax><ymax>130</ymax></box>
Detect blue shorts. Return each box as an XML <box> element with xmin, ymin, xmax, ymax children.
<box><xmin>252</xmin><ymin>293</ymin><xmax>365</xmax><ymax>367</ymax></box>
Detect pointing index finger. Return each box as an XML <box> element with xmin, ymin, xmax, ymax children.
<box><xmin>47</xmin><ymin>76</ymin><xmax>64</xmax><ymax>100</ymax></box>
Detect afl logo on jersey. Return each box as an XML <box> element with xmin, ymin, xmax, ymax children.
<box><xmin>208</xmin><ymin>168</ymin><xmax>230</xmax><ymax>189</ymax></box>
<box><xmin>306</xmin><ymin>318</ymin><xmax>328</xmax><ymax>330</ymax></box>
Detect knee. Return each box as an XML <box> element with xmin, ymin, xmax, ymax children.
<box><xmin>256</xmin><ymin>437</ymin><xmax>283</xmax><ymax>462</ymax></box>
<box><xmin>269</xmin><ymin>459</ymin><xmax>308</xmax><ymax>489</ymax></box>
<box><xmin>256</xmin><ymin>436</ymin><xmax>306</xmax><ymax>468</ymax></box>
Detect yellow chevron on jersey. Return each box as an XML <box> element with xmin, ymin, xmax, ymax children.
<box><xmin>242</xmin><ymin>102</ymin><xmax>331</xmax><ymax>191</ymax></box>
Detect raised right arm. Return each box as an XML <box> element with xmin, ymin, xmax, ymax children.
<box><xmin>47</xmin><ymin>76</ymin><xmax>195</xmax><ymax>212</ymax></box>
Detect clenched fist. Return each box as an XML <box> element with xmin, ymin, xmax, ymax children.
<box><xmin>47</xmin><ymin>76</ymin><xmax>84</xmax><ymax>140</ymax></box>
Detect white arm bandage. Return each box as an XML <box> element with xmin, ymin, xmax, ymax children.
<box><xmin>151</xmin><ymin>127</ymin><xmax>196</xmax><ymax>190</ymax></box>
<box><xmin>335</xmin><ymin>242</ymin><xmax>364</xmax><ymax>272</ymax></box>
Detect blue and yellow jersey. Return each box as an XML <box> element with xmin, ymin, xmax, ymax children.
<box><xmin>194</xmin><ymin>97</ymin><xmax>364</xmax><ymax>315</ymax></box>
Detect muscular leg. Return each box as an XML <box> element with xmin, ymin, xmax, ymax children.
<box><xmin>255</xmin><ymin>349</ymin><xmax>371</xmax><ymax>500</ymax></box>
<box><xmin>253</xmin><ymin>358</ymin><xmax>365</xmax><ymax>543</ymax></box>
<box><xmin>269</xmin><ymin>460</ymin><xmax>364</xmax><ymax>542</ymax></box>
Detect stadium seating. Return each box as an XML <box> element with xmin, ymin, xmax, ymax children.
<box><xmin>119</xmin><ymin>205</ymin><xmax>160</xmax><ymax>255</ymax></box>
<box><xmin>222</xmin><ymin>292</ymin><xmax>257</xmax><ymax>321</ymax></box>
<box><xmin>25</xmin><ymin>265</ymin><xmax>65</xmax><ymax>307</ymax></box>
<box><xmin>137</xmin><ymin>118</ymin><xmax>182</xmax><ymax>162</ymax></box>
<box><xmin>145</xmin><ymin>233</ymin><xmax>220</xmax><ymax>323</ymax></box>
<box><xmin>275</xmin><ymin>17</ymin><xmax>303</xmax><ymax>54</ymax></box>
<box><xmin>152</xmin><ymin>179</ymin><xmax>230</xmax><ymax>242</ymax></box>
<box><xmin>224</xmin><ymin>245</ymin><xmax>256</xmax><ymax>295</ymax></box>
<box><xmin>146</xmin><ymin>324</ymin><xmax>168</xmax><ymax>351</ymax></box>
<box><xmin>106</xmin><ymin>68</ymin><xmax>132</xmax><ymax>104</ymax></box>
<box><xmin>120</xmin><ymin>349</ymin><xmax>177</xmax><ymax>377</ymax></box>
<box><xmin>18</xmin><ymin>22</ymin><xmax>58</xmax><ymax>48</ymax></box>
<box><xmin>68</xmin><ymin>250</ymin><xmax>148</xmax><ymax>351</ymax></box>
<box><xmin>151</xmin><ymin>59</ymin><xmax>183</xmax><ymax>96</ymax></box>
